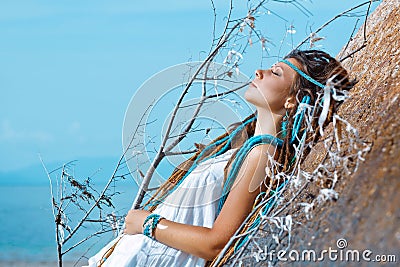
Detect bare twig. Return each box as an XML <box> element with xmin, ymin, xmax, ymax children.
<box><xmin>295</xmin><ymin>0</ymin><xmax>377</xmax><ymax>50</ymax></box>
<box><xmin>132</xmin><ymin>17</ymin><xmax>248</xmax><ymax>209</ymax></box>
<box><xmin>209</xmin><ymin>0</ymin><xmax>217</xmax><ymax>52</ymax></box>
<box><xmin>340</xmin><ymin>0</ymin><xmax>373</xmax><ymax>62</ymax></box>
<box><xmin>63</xmin><ymin>105</ymin><xmax>153</xmax><ymax>245</ymax></box>
<box><xmin>339</xmin><ymin>18</ymin><xmax>360</xmax><ymax>59</ymax></box>
<box><xmin>62</xmin><ymin>229</ymin><xmax>114</xmax><ymax>256</ymax></box>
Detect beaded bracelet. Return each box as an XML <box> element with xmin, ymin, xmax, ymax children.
<box><xmin>142</xmin><ymin>213</ymin><xmax>164</xmax><ymax>239</ymax></box>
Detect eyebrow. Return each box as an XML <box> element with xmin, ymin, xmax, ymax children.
<box><xmin>273</xmin><ymin>63</ymin><xmax>284</xmax><ymax>71</ymax></box>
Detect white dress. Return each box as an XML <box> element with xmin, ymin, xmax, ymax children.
<box><xmin>87</xmin><ymin>149</ymin><xmax>236</xmax><ymax>267</ymax></box>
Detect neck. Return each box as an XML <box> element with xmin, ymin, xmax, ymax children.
<box><xmin>254</xmin><ymin>109</ymin><xmax>283</xmax><ymax>137</ymax></box>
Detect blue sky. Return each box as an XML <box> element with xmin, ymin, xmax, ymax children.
<box><xmin>0</xmin><ymin>0</ymin><xmax>378</xmax><ymax>174</ymax></box>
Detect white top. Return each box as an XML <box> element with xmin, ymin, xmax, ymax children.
<box><xmin>86</xmin><ymin>149</ymin><xmax>235</xmax><ymax>267</ymax></box>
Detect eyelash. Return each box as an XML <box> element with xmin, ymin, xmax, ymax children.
<box><xmin>272</xmin><ymin>70</ymin><xmax>280</xmax><ymax>76</ymax></box>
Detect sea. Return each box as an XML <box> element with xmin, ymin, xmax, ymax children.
<box><xmin>0</xmin><ymin>158</ymin><xmax>139</xmax><ymax>265</ymax></box>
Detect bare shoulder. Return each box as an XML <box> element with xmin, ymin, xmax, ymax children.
<box><xmin>236</xmin><ymin>143</ymin><xmax>274</xmax><ymax>193</ymax></box>
<box><xmin>245</xmin><ymin>143</ymin><xmax>273</xmax><ymax>164</ymax></box>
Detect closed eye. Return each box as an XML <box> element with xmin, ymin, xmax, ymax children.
<box><xmin>272</xmin><ymin>70</ymin><xmax>280</xmax><ymax>76</ymax></box>
<box><xmin>272</xmin><ymin>65</ymin><xmax>283</xmax><ymax>76</ymax></box>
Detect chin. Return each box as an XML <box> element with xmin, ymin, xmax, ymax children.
<box><xmin>244</xmin><ymin>88</ymin><xmax>258</xmax><ymax>106</ymax></box>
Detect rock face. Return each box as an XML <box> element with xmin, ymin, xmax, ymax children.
<box><xmin>219</xmin><ymin>2</ymin><xmax>399</xmax><ymax>266</ymax></box>
<box><xmin>288</xmin><ymin>0</ymin><xmax>399</xmax><ymax>266</ymax></box>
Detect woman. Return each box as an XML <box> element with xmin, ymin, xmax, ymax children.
<box><xmin>87</xmin><ymin>49</ymin><xmax>354</xmax><ymax>267</ymax></box>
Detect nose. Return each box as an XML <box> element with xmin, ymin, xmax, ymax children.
<box><xmin>255</xmin><ymin>69</ymin><xmax>263</xmax><ymax>79</ymax></box>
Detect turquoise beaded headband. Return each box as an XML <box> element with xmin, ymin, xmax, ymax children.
<box><xmin>280</xmin><ymin>59</ymin><xmax>325</xmax><ymax>89</ymax></box>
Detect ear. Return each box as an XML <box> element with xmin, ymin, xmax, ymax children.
<box><xmin>284</xmin><ymin>96</ymin><xmax>296</xmax><ymax>109</ymax></box>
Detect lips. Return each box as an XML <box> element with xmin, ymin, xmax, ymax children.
<box><xmin>250</xmin><ymin>81</ymin><xmax>257</xmax><ymax>88</ymax></box>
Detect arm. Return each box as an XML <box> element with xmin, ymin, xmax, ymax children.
<box><xmin>124</xmin><ymin>144</ymin><xmax>274</xmax><ymax>260</ymax></box>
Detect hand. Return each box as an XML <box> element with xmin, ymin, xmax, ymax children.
<box><xmin>123</xmin><ymin>209</ymin><xmax>151</xmax><ymax>235</ymax></box>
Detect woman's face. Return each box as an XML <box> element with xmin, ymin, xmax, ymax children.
<box><xmin>245</xmin><ymin>58</ymin><xmax>299</xmax><ymax>114</ymax></box>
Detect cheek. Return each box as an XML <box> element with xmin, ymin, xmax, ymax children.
<box><xmin>261</xmin><ymin>83</ymin><xmax>290</xmax><ymax>110</ymax></box>
<box><xmin>271</xmin><ymin>80</ymin><xmax>291</xmax><ymax>102</ymax></box>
